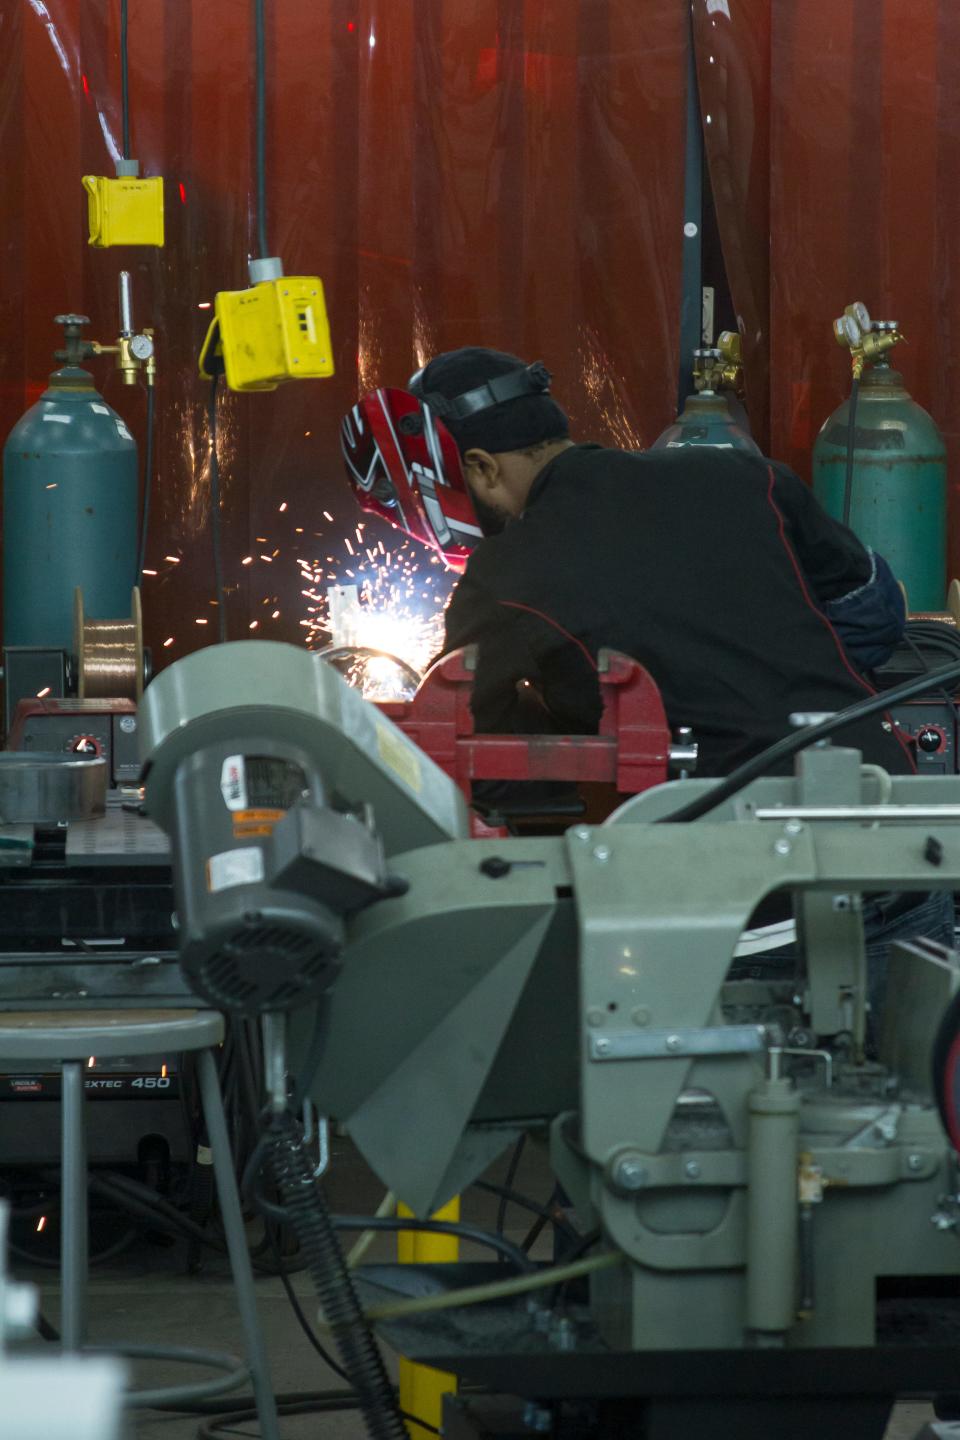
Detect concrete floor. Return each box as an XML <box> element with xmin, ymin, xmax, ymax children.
<box><xmin>6</xmin><ymin>1136</ymin><xmax>938</xmax><ymax>1440</ymax></box>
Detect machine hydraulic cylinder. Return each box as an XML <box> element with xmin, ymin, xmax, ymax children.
<box><xmin>746</xmin><ymin>1071</ymin><xmax>800</xmax><ymax>1338</ymax></box>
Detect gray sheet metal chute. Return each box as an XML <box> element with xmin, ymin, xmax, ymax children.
<box><xmin>138</xmin><ymin>640</ymin><xmax>469</xmax><ymax>1014</ymax></box>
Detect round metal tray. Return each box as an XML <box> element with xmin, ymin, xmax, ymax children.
<box><xmin>0</xmin><ymin>753</ymin><xmax>107</xmax><ymax>823</ymax></box>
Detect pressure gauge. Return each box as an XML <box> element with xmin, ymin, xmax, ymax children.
<box><xmin>834</xmin><ymin>314</ymin><xmax>861</xmax><ymax>349</ymax></box>
<box><xmin>130</xmin><ymin>333</ymin><xmax>154</xmax><ymax>361</ymax></box>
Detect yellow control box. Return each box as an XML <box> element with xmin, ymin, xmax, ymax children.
<box><xmin>83</xmin><ymin>174</ymin><xmax>165</xmax><ymax>248</ymax></box>
<box><xmin>199</xmin><ymin>277</ymin><xmax>334</xmax><ymax>392</ymax></box>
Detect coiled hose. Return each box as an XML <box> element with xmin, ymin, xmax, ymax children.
<box><xmin>266</xmin><ymin>1117</ymin><xmax>407</xmax><ymax>1440</ymax></box>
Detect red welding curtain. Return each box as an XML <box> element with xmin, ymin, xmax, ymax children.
<box><xmin>0</xmin><ymin>0</ymin><xmax>688</xmax><ymax>665</ymax></box>
<box><xmin>694</xmin><ymin>0</ymin><xmax>960</xmax><ymax>576</ymax></box>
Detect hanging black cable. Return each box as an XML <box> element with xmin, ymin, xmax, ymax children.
<box><xmin>253</xmin><ymin>0</ymin><xmax>269</xmax><ymax>259</ymax></box>
<box><xmin>266</xmin><ymin>1116</ymin><xmax>408</xmax><ymax>1440</ymax></box>
<box><xmin>136</xmin><ymin>382</ymin><xmax>155</xmax><ymax>584</ymax></box>
<box><xmin>841</xmin><ymin>374</ymin><xmax>861</xmax><ymax>529</ymax></box>
<box><xmin>207</xmin><ymin>375</ymin><xmax>228</xmax><ymax>642</ymax></box>
<box><xmin>120</xmin><ymin>0</ymin><xmax>131</xmax><ymax>160</ymax></box>
<box><xmin>657</xmin><ymin>655</ymin><xmax>960</xmax><ymax>824</ymax></box>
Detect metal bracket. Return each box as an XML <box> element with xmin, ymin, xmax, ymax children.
<box><xmin>589</xmin><ymin>1024</ymin><xmax>766</xmax><ymax>1062</ymax></box>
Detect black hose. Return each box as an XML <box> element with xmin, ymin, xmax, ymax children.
<box><xmin>267</xmin><ymin>1226</ymin><xmax>350</xmax><ymax>1382</ymax></box>
<box><xmin>253</xmin><ymin>0</ymin><xmax>269</xmax><ymax>260</ymax></box>
<box><xmin>120</xmin><ymin>0</ymin><xmax>131</xmax><ymax>160</ymax></box>
<box><xmin>841</xmin><ymin>373</ymin><xmax>861</xmax><ymax>529</ymax></box>
<box><xmin>207</xmin><ymin>375</ymin><xmax>227</xmax><ymax>643</ymax></box>
<box><xmin>137</xmin><ymin>382</ymin><xmax>155</xmax><ymax>585</ymax></box>
<box><xmin>656</xmin><ymin>655</ymin><xmax>960</xmax><ymax>824</ymax></box>
<box><xmin>242</xmin><ymin>1129</ymin><xmax>535</xmax><ymax>1271</ymax></box>
<box><xmin>10</xmin><ymin>1226</ymin><xmax>138</xmax><ymax>1271</ymax></box>
<box><xmin>198</xmin><ymin>1398</ymin><xmax>363</xmax><ymax>1440</ymax></box>
<box><xmin>266</xmin><ymin>1116</ymin><xmax>408</xmax><ymax>1440</ymax></box>
<box><xmin>495</xmin><ymin>1136</ymin><xmax>526</xmax><ymax>1260</ymax></box>
<box><xmin>329</xmin><ymin>1214</ymin><xmax>533</xmax><ymax>1272</ymax></box>
<box><xmin>196</xmin><ymin>1400</ymin><xmax>440</xmax><ymax>1440</ymax></box>
<box><xmin>474</xmin><ymin>1178</ymin><xmax>578</xmax><ymax>1247</ymax></box>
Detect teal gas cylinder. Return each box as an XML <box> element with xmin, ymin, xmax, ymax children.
<box><xmin>812</xmin><ymin>363</ymin><xmax>946</xmax><ymax>612</ymax></box>
<box><xmin>2</xmin><ymin>316</ymin><xmax>138</xmax><ymax>650</ymax></box>
<box><xmin>652</xmin><ymin>391</ymin><xmax>762</xmax><ymax>455</ymax></box>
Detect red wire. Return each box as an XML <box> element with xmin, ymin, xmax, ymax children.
<box><xmin>496</xmin><ymin>600</ymin><xmax>599</xmax><ymax>673</ymax></box>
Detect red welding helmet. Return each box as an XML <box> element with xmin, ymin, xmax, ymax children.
<box><xmin>340</xmin><ymin>388</ymin><xmax>482</xmax><ymax>572</ymax></box>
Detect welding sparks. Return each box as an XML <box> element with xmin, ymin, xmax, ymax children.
<box><xmin>297</xmin><ymin>531</ymin><xmax>452</xmax><ymax>700</ymax></box>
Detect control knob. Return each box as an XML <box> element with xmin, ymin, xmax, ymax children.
<box><xmin>916</xmin><ymin>726</ymin><xmax>946</xmax><ymax>754</ymax></box>
<box><xmin>67</xmin><ymin>735</ymin><xmax>102</xmax><ymax>757</ymax></box>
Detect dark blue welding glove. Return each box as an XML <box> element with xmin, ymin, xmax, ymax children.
<box><xmin>823</xmin><ymin>549</ymin><xmax>906</xmax><ymax>670</ymax></box>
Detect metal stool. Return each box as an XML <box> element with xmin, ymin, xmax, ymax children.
<box><xmin>0</xmin><ymin>1009</ymin><xmax>279</xmax><ymax>1440</ymax></box>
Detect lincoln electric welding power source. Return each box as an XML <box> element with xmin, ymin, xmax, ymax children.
<box><xmin>199</xmin><ymin>277</ymin><xmax>334</xmax><ymax>393</ymax></box>
<box><xmin>82</xmin><ymin>174</ymin><xmax>165</xmax><ymax>248</ymax></box>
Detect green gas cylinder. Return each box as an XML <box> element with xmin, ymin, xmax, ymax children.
<box><xmin>652</xmin><ymin>390</ymin><xmax>762</xmax><ymax>455</ymax></box>
<box><xmin>812</xmin><ymin>360</ymin><xmax>947</xmax><ymax>612</ymax></box>
<box><xmin>2</xmin><ymin>314</ymin><xmax>139</xmax><ymax>650</ymax></box>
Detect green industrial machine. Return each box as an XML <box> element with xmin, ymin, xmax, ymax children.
<box><xmin>813</xmin><ymin>303</ymin><xmax>947</xmax><ymax>612</ymax></box>
<box><xmin>653</xmin><ymin>333</ymin><xmax>761</xmax><ymax>455</ymax></box>
<box><xmin>139</xmin><ymin>640</ymin><xmax>960</xmax><ymax>1439</ymax></box>
<box><xmin>2</xmin><ymin>284</ymin><xmax>155</xmax><ymax>653</ymax></box>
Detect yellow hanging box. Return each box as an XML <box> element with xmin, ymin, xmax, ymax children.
<box><xmin>82</xmin><ymin>174</ymin><xmax>165</xmax><ymax>248</ymax></box>
<box><xmin>199</xmin><ymin>275</ymin><xmax>334</xmax><ymax>393</ymax></box>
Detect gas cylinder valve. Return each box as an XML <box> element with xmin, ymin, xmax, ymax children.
<box><xmin>833</xmin><ymin>303</ymin><xmax>903</xmax><ymax>380</ymax></box>
<box><xmin>90</xmin><ymin>271</ymin><xmax>156</xmax><ymax>386</ymax></box>
<box><xmin>693</xmin><ymin>331</ymin><xmax>745</xmax><ymax>395</ymax></box>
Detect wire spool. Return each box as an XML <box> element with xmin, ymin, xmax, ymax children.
<box><xmin>73</xmin><ymin>586</ymin><xmax>144</xmax><ymax>701</ymax></box>
<box><xmin>909</xmin><ymin>580</ymin><xmax>960</xmax><ymax>628</ymax></box>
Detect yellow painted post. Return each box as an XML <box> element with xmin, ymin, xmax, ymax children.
<box><xmin>398</xmin><ymin>1197</ymin><xmax>460</xmax><ymax>1437</ymax></box>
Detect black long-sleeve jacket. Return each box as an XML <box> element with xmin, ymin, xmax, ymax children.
<box><xmin>443</xmin><ymin>445</ymin><xmax>914</xmax><ymax>778</ymax></box>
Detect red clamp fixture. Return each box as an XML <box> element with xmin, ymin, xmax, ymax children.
<box><xmin>380</xmin><ymin>647</ymin><xmax>687</xmax><ymax>829</ymax></box>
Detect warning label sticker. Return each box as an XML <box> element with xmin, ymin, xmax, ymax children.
<box><xmin>206</xmin><ymin>846</ymin><xmax>264</xmax><ymax>894</ymax></box>
<box><xmin>232</xmin><ymin>808</ymin><xmax>285</xmax><ymax>839</ymax></box>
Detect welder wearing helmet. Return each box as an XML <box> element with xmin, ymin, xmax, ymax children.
<box><xmin>414</xmin><ymin>346</ymin><xmax>912</xmax><ymax>780</ymax></box>
<box><xmin>408</xmin><ymin>347</ymin><xmax>953</xmax><ymax>1030</ymax></box>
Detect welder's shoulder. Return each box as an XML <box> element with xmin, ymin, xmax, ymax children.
<box><xmin>553</xmin><ymin>443</ymin><xmax>771</xmax><ymax>493</ymax></box>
